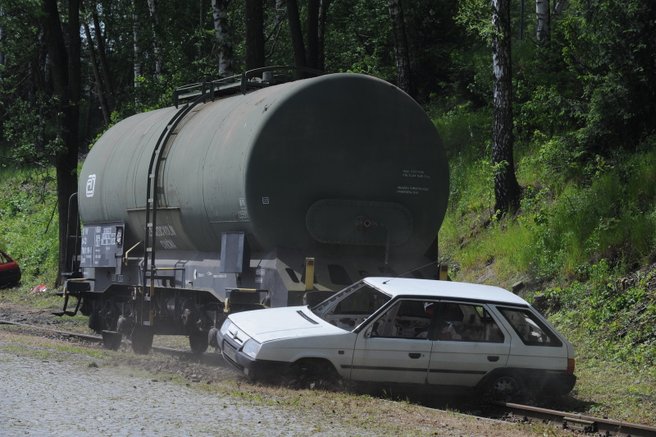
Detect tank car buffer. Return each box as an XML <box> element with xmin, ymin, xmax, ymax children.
<box><xmin>55</xmin><ymin>66</ymin><xmax>450</xmax><ymax>355</ymax></box>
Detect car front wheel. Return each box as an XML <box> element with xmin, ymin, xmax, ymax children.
<box><xmin>288</xmin><ymin>359</ymin><xmax>340</xmax><ymax>390</ymax></box>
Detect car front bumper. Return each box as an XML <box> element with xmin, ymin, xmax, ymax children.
<box><xmin>218</xmin><ymin>333</ymin><xmax>289</xmax><ymax>380</ymax></box>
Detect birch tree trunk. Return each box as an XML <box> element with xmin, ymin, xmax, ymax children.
<box><xmin>212</xmin><ymin>0</ymin><xmax>233</xmax><ymax>76</ymax></box>
<box><xmin>491</xmin><ymin>0</ymin><xmax>520</xmax><ymax>216</ymax></box>
<box><xmin>536</xmin><ymin>0</ymin><xmax>550</xmax><ymax>44</ymax></box>
<box><xmin>83</xmin><ymin>20</ymin><xmax>109</xmax><ymax>124</ymax></box>
<box><xmin>265</xmin><ymin>0</ymin><xmax>286</xmax><ymax>59</ymax></box>
<box><xmin>388</xmin><ymin>0</ymin><xmax>414</xmax><ymax>97</ymax></box>
<box><xmin>147</xmin><ymin>0</ymin><xmax>162</xmax><ymax>76</ymax></box>
<box><xmin>92</xmin><ymin>8</ymin><xmax>115</xmax><ymax>113</ymax></box>
<box><xmin>245</xmin><ymin>0</ymin><xmax>265</xmax><ymax>69</ymax></box>
<box><xmin>132</xmin><ymin>0</ymin><xmax>141</xmax><ymax>93</ymax></box>
<box><xmin>553</xmin><ymin>0</ymin><xmax>567</xmax><ymax>17</ymax></box>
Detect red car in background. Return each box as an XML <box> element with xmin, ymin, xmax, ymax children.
<box><xmin>0</xmin><ymin>251</ymin><xmax>21</xmax><ymax>288</ymax></box>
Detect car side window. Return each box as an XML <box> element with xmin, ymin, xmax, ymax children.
<box><xmin>428</xmin><ymin>302</ymin><xmax>505</xmax><ymax>343</ymax></box>
<box><xmin>370</xmin><ymin>300</ymin><xmax>431</xmax><ymax>339</ymax></box>
<box><xmin>369</xmin><ymin>300</ymin><xmax>504</xmax><ymax>343</ymax></box>
<box><xmin>497</xmin><ymin>307</ymin><xmax>562</xmax><ymax>347</ymax></box>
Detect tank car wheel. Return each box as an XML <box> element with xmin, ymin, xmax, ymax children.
<box><xmin>189</xmin><ymin>331</ymin><xmax>209</xmax><ymax>355</ymax></box>
<box><xmin>131</xmin><ymin>327</ymin><xmax>154</xmax><ymax>355</ymax></box>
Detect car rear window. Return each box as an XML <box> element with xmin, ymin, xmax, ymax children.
<box><xmin>497</xmin><ymin>307</ymin><xmax>562</xmax><ymax>347</ymax></box>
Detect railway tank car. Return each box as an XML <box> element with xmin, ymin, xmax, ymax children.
<box><xmin>60</xmin><ymin>68</ymin><xmax>449</xmax><ymax>354</ymax></box>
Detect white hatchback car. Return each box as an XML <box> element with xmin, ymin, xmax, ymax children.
<box><xmin>217</xmin><ymin>277</ymin><xmax>576</xmax><ymax>399</ymax></box>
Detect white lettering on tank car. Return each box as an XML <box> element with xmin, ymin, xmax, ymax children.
<box><xmin>85</xmin><ymin>174</ymin><xmax>96</xmax><ymax>198</ymax></box>
<box><xmin>397</xmin><ymin>169</ymin><xmax>431</xmax><ymax>195</ymax></box>
<box><xmin>401</xmin><ymin>169</ymin><xmax>431</xmax><ymax>180</ymax></box>
<box><xmin>100</xmin><ymin>228</ymin><xmax>116</xmax><ymax>246</ymax></box>
<box><xmin>261</xmin><ymin>196</ymin><xmax>270</xmax><ymax>205</ymax></box>
<box><xmin>396</xmin><ymin>185</ymin><xmax>430</xmax><ymax>195</ymax></box>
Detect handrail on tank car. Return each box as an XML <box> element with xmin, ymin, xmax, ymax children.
<box><xmin>172</xmin><ymin>65</ymin><xmax>323</xmax><ymax>108</ymax></box>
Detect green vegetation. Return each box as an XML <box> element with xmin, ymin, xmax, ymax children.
<box><xmin>0</xmin><ymin>168</ymin><xmax>59</xmax><ymax>286</ymax></box>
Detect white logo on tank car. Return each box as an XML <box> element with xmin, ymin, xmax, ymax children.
<box><xmin>85</xmin><ymin>174</ymin><xmax>97</xmax><ymax>198</ymax></box>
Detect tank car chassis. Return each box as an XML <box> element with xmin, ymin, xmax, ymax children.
<box><xmin>57</xmin><ymin>67</ymin><xmax>320</xmax><ymax>354</ymax></box>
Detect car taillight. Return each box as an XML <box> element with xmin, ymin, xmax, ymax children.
<box><xmin>567</xmin><ymin>358</ymin><xmax>576</xmax><ymax>374</ymax></box>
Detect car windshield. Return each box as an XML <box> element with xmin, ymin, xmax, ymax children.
<box><xmin>310</xmin><ymin>281</ymin><xmax>391</xmax><ymax>331</ymax></box>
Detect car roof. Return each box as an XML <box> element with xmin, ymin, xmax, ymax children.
<box><xmin>363</xmin><ymin>277</ymin><xmax>528</xmax><ymax>306</ymax></box>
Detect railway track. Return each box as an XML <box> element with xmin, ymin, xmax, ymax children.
<box><xmin>491</xmin><ymin>401</ymin><xmax>656</xmax><ymax>437</ymax></box>
<box><xmin>0</xmin><ymin>319</ymin><xmax>197</xmax><ymax>357</ymax></box>
<box><xmin>2</xmin><ymin>318</ymin><xmax>655</xmax><ymax>436</ymax></box>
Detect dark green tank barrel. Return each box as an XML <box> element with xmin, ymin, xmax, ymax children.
<box><xmin>79</xmin><ymin>73</ymin><xmax>449</xmax><ymax>256</ymax></box>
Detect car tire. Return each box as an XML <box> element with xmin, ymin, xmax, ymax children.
<box><xmin>484</xmin><ymin>372</ymin><xmax>525</xmax><ymax>402</ymax></box>
<box><xmin>289</xmin><ymin>359</ymin><xmax>340</xmax><ymax>390</ymax></box>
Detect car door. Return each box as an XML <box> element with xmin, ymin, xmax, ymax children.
<box><xmin>348</xmin><ymin>299</ymin><xmax>432</xmax><ymax>384</ymax></box>
<box><xmin>426</xmin><ymin>302</ymin><xmax>511</xmax><ymax>387</ymax></box>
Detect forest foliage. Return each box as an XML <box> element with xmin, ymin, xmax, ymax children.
<box><xmin>1</xmin><ymin>0</ymin><xmax>655</xmax><ymax>364</ymax></box>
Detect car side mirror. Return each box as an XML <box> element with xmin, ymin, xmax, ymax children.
<box><xmin>364</xmin><ymin>326</ymin><xmax>373</xmax><ymax>338</ymax></box>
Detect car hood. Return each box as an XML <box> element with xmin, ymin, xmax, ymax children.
<box><xmin>228</xmin><ymin>306</ymin><xmax>345</xmax><ymax>343</ymax></box>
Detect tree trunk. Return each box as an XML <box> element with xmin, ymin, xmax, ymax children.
<box><xmin>306</xmin><ymin>0</ymin><xmax>319</xmax><ymax>69</ymax></box>
<box><xmin>536</xmin><ymin>0</ymin><xmax>550</xmax><ymax>44</ymax></box>
<box><xmin>132</xmin><ymin>0</ymin><xmax>141</xmax><ymax>93</ymax></box>
<box><xmin>388</xmin><ymin>0</ymin><xmax>414</xmax><ymax>97</ymax></box>
<box><xmin>42</xmin><ymin>0</ymin><xmax>81</xmax><ymax>285</ymax></box>
<box><xmin>266</xmin><ymin>0</ymin><xmax>286</xmax><ymax>59</ymax></box>
<box><xmin>212</xmin><ymin>0</ymin><xmax>233</xmax><ymax>76</ymax></box>
<box><xmin>287</xmin><ymin>0</ymin><xmax>306</xmax><ymax>70</ymax></box>
<box><xmin>0</xmin><ymin>8</ymin><xmax>5</xmax><ymax>80</ymax></box>
<box><xmin>92</xmin><ymin>8</ymin><xmax>115</xmax><ymax>113</ymax></box>
<box><xmin>147</xmin><ymin>0</ymin><xmax>162</xmax><ymax>76</ymax></box>
<box><xmin>491</xmin><ymin>0</ymin><xmax>521</xmax><ymax>217</ymax></box>
<box><xmin>317</xmin><ymin>0</ymin><xmax>330</xmax><ymax>71</ymax></box>
<box><xmin>553</xmin><ymin>0</ymin><xmax>567</xmax><ymax>16</ymax></box>
<box><xmin>83</xmin><ymin>20</ymin><xmax>110</xmax><ymax>124</ymax></box>
<box><xmin>245</xmin><ymin>0</ymin><xmax>265</xmax><ymax>70</ymax></box>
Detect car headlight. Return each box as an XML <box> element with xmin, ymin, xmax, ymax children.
<box><xmin>220</xmin><ymin>319</ymin><xmax>233</xmax><ymax>336</ymax></box>
<box><xmin>241</xmin><ymin>339</ymin><xmax>261</xmax><ymax>359</ymax></box>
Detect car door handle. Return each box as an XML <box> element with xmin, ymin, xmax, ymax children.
<box><xmin>408</xmin><ymin>353</ymin><xmax>421</xmax><ymax>359</ymax></box>
<box><xmin>487</xmin><ymin>355</ymin><xmax>499</xmax><ymax>362</ymax></box>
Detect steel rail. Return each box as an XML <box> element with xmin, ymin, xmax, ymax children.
<box><xmin>0</xmin><ymin>319</ymin><xmax>187</xmax><ymax>356</ymax></box>
<box><xmin>494</xmin><ymin>401</ymin><xmax>656</xmax><ymax>437</ymax></box>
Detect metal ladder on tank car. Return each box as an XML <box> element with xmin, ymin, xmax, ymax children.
<box><xmin>139</xmin><ymin>93</ymin><xmax>207</xmax><ymax>328</ymax></box>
